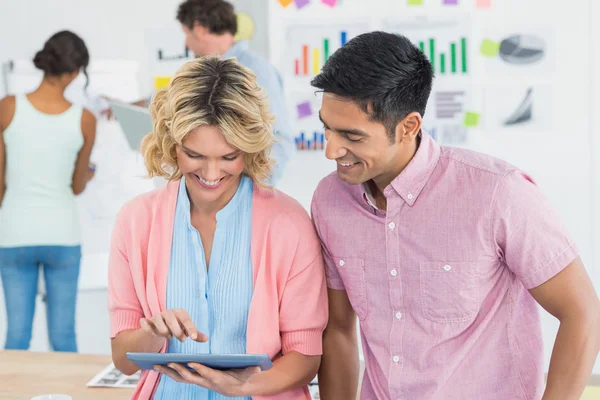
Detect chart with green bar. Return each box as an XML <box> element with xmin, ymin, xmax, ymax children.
<box><xmin>285</xmin><ymin>23</ymin><xmax>370</xmax><ymax>79</ymax></box>
<box><xmin>418</xmin><ymin>36</ymin><xmax>468</xmax><ymax>75</ymax></box>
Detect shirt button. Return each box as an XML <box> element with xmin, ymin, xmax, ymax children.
<box><xmin>388</xmin><ymin>222</ymin><xmax>395</xmax><ymax>230</ymax></box>
<box><xmin>393</xmin><ymin>355</ymin><xmax>400</xmax><ymax>363</ymax></box>
<box><xmin>407</xmin><ymin>192</ymin><xmax>413</xmax><ymax>200</ymax></box>
<box><xmin>339</xmin><ymin>260</ymin><xmax>345</xmax><ymax>267</ymax></box>
<box><xmin>395</xmin><ymin>312</ymin><xmax>402</xmax><ymax>320</ymax></box>
<box><xmin>443</xmin><ymin>264</ymin><xmax>452</xmax><ymax>271</ymax></box>
<box><xmin>390</xmin><ymin>269</ymin><xmax>398</xmax><ymax>277</ymax></box>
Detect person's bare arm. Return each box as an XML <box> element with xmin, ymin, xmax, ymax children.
<box><xmin>111</xmin><ymin>328</ymin><xmax>166</xmax><ymax>375</ymax></box>
<box><xmin>0</xmin><ymin>96</ymin><xmax>16</xmax><ymax>207</ymax></box>
<box><xmin>0</xmin><ymin>129</ymin><xmax>5</xmax><ymax>207</ymax></box>
<box><xmin>530</xmin><ymin>257</ymin><xmax>600</xmax><ymax>400</ymax></box>
<box><xmin>72</xmin><ymin>109</ymin><xmax>96</xmax><ymax>195</ymax></box>
<box><xmin>318</xmin><ymin>288</ymin><xmax>360</xmax><ymax>399</ymax></box>
<box><xmin>111</xmin><ymin>308</ymin><xmax>208</xmax><ymax>376</ymax></box>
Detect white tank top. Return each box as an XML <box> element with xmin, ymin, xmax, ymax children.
<box><xmin>0</xmin><ymin>94</ymin><xmax>84</xmax><ymax>247</ymax></box>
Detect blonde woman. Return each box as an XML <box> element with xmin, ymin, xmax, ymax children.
<box><xmin>107</xmin><ymin>56</ymin><xmax>327</xmax><ymax>400</ymax></box>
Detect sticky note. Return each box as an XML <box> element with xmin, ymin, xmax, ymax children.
<box><xmin>234</xmin><ymin>12</ymin><xmax>254</xmax><ymax>41</ymax></box>
<box><xmin>154</xmin><ymin>76</ymin><xmax>171</xmax><ymax>90</ymax></box>
<box><xmin>476</xmin><ymin>0</ymin><xmax>491</xmax><ymax>8</ymax></box>
<box><xmin>480</xmin><ymin>39</ymin><xmax>501</xmax><ymax>57</ymax></box>
<box><xmin>581</xmin><ymin>387</ymin><xmax>600</xmax><ymax>400</ymax></box>
<box><xmin>408</xmin><ymin>0</ymin><xmax>423</xmax><ymax>5</ymax></box>
<box><xmin>443</xmin><ymin>0</ymin><xmax>458</xmax><ymax>4</ymax></box>
<box><xmin>277</xmin><ymin>0</ymin><xmax>293</xmax><ymax>7</ymax></box>
<box><xmin>297</xmin><ymin>102</ymin><xmax>312</xmax><ymax>118</ymax></box>
<box><xmin>463</xmin><ymin>112</ymin><xmax>480</xmax><ymax>127</ymax></box>
<box><xmin>295</xmin><ymin>0</ymin><xmax>310</xmax><ymax>8</ymax></box>
<box><xmin>322</xmin><ymin>0</ymin><xmax>337</xmax><ymax>6</ymax></box>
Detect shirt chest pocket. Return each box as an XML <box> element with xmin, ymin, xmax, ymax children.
<box><xmin>419</xmin><ymin>261</ymin><xmax>480</xmax><ymax>323</ymax></box>
<box><xmin>333</xmin><ymin>257</ymin><xmax>368</xmax><ymax>321</ymax></box>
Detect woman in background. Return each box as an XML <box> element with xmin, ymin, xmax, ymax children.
<box><xmin>108</xmin><ymin>56</ymin><xmax>327</xmax><ymax>399</ymax></box>
<box><xmin>0</xmin><ymin>30</ymin><xmax>96</xmax><ymax>352</ymax></box>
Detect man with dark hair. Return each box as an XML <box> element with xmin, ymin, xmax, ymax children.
<box><xmin>105</xmin><ymin>0</ymin><xmax>294</xmax><ymax>185</ymax></box>
<box><xmin>311</xmin><ymin>31</ymin><xmax>600</xmax><ymax>399</ymax></box>
<box><xmin>174</xmin><ymin>0</ymin><xmax>294</xmax><ymax>186</ymax></box>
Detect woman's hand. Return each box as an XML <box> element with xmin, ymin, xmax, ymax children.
<box><xmin>154</xmin><ymin>363</ymin><xmax>261</xmax><ymax>397</ymax></box>
<box><xmin>140</xmin><ymin>308</ymin><xmax>208</xmax><ymax>342</ymax></box>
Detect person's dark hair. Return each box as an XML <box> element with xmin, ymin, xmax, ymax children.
<box><xmin>33</xmin><ymin>30</ymin><xmax>90</xmax><ymax>87</ymax></box>
<box><xmin>311</xmin><ymin>31</ymin><xmax>434</xmax><ymax>142</ymax></box>
<box><xmin>176</xmin><ymin>0</ymin><xmax>237</xmax><ymax>36</ymax></box>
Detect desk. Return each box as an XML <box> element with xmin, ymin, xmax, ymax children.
<box><xmin>0</xmin><ymin>351</ymin><xmax>133</xmax><ymax>400</ymax></box>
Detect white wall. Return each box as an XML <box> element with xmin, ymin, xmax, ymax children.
<box><xmin>0</xmin><ymin>0</ymin><xmax>268</xmax><ymax>97</ymax></box>
<box><xmin>269</xmin><ymin>0</ymin><xmax>600</xmax><ymax>375</ymax></box>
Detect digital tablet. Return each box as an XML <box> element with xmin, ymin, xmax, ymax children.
<box><xmin>126</xmin><ymin>352</ymin><xmax>273</xmax><ymax>371</ymax></box>
<box><xmin>108</xmin><ymin>100</ymin><xmax>153</xmax><ymax>151</ymax></box>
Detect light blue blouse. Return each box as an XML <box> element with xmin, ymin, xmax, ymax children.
<box><xmin>154</xmin><ymin>176</ymin><xmax>254</xmax><ymax>400</ymax></box>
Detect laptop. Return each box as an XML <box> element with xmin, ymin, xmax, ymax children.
<box><xmin>109</xmin><ymin>100</ymin><xmax>154</xmax><ymax>151</ymax></box>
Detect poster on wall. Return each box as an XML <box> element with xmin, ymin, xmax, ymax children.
<box><xmin>478</xmin><ymin>25</ymin><xmax>554</xmax><ymax>75</ymax></box>
<box><xmin>287</xmin><ymin>91</ymin><xmax>325</xmax><ymax>152</ymax></box>
<box><xmin>383</xmin><ymin>15</ymin><xmax>476</xmax><ymax>146</ymax></box>
<box><xmin>283</xmin><ymin>20</ymin><xmax>371</xmax><ymax>83</ymax></box>
<box><xmin>481</xmin><ymin>84</ymin><xmax>552</xmax><ymax>132</ymax></box>
<box><xmin>145</xmin><ymin>24</ymin><xmax>195</xmax><ymax>92</ymax></box>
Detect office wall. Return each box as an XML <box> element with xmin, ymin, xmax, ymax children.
<box><xmin>270</xmin><ymin>0</ymin><xmax>599</xmax><ymax>374</ymax></box>
<box><xmin>0</xmin><ymin>0</ymin><xmax>268</xmax><ymax>97</ymax></box>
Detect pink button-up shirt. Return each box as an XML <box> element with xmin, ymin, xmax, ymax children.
<box><xmin>311</xmin><ymin>132</ymin><xmax>578</xmax><ymax>400</ymax></box>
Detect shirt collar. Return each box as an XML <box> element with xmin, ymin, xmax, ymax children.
<box><xmin>224</xmin><ymin>40</ymin><xmax>249</xmax><ymax>59</ymax></box>
<box><xmin>177</xmin><ymin>175</ymin><xmax>251</xmax><ymax>226</ymax></box>
<box><xmin>359</xmin><ymin>131</ymin><xmax>440</xmax><ymax>209</ymax></box>
<box><xmin>387</xmin><ymin>131</ymin><xmax>440</xmax><ymax>206</ymax></box>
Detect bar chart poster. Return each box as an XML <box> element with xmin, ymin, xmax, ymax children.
<box><xmin>383</xmin><ymin>17</ymin><xmax>471</xmax><ymax>78</ymax></box>
<box><xmin>287</xmin><ymin>91</ymin><xmax>326</xmax><ymax>151</ymax></box>
<box><xmin>284</xmin><ymin>22</ymin><xmax>370</xmax><ymax>80</ymax></box>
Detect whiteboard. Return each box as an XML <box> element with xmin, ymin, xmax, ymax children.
<box><xmin>3</xmin><ymin>59</ymin><xmax>155</xmax><ymax>291</ymax></box>
<box><xmin>269</xmin><ymin>0</ymin><xmax>598</xmax><ymax>374</ymax></box>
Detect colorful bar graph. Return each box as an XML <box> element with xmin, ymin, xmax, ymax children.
<box><xmin>313</xmin><ymin>48</ymin><xmax>320</xmax><ymax>75</ymax></box>
<box><xmin>303</xmin><ymin>45</ymin><xmax>309</xmax><ymax>75</ymax></box>
<box><xmin>461</xmin><ymin>37</ymin><xmax>467</xmax><ymax>73</ymax></box>
<box><xmin>417</xmin><ymin>36</ymin><xmax>467</xmax><ymax>75</ymax></box>
<box><xmin>450</xmin><ymin>43</ymin><xmax>457</xmax><ymax>73</ymax></box>
<box><xmin>294</xmin><ymin>30</ymin><xmax>351</xmax><ymax>76</ymax></box>
<box><xmin>294</xmin><ymin>131</ymin><xmax>325</xmax><ymax>150</ymax></box>
<box><xmin>440</xmin><ymin>53</ymin><xmax>446</xmax><ymax>74</ymax></box>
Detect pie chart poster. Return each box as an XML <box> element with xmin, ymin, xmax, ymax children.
<box><xmin>479</xmin><ymin>26</ymin><xmax>554</xmax><ymax>75</ymax></box>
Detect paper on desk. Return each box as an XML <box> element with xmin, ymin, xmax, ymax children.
<box><xmin>86</xmin><ymin>363</ymin><xmax>140</xmax><ymax>388</ymax></box>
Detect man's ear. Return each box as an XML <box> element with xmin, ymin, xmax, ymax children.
<box><xmin>394</xmin><ymin>112</ymin><xmax>422</xmax><ymax>144</ymax></box>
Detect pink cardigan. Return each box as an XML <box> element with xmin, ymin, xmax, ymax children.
<box><xmin>107</xmin><ymin>180</ymin><xmax>328</xmax><ymax>400</ymax></box>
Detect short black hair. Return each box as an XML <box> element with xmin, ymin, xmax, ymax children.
<box><xmin>33</xmin><ymin>30</ymin><xmax>90</xmax><ymax>87</ymax></box>
<box><xmin>311</xmin><ymin>31</ymin><xmax>433</xmax><ymax>141</ymax></box>
<box><xmin>176</xmin><ymin>0</ymin><xmax>237</xmax><ymax>36</ymax></box>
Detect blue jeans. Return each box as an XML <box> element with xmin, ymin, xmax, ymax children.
<box><xmin>0</xmin><ymin>245</ymin><xmax>81</xmax><ymax>352</ymax></box>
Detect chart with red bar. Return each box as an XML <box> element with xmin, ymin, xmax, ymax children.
<box><xmin>285</xmin><ymin>23</ymin><xmax>370</xmax><ymax>79</ymax></box>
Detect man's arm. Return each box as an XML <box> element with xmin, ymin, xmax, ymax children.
<box><xmin>529</xmin><ymin>257</ymin><xmax>600</xmax><ymax>400</ymax></box>
<box><xmin>256</xmin><ymin>68</ymin><xmax>295</xmax><ymax>186</ymax></box>
<box><xmin>318</xmin><ymin>288</ymin><xmax>360</xmax><ymax>399</ymax></box>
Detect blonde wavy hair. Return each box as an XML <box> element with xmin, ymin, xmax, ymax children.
<box><xmin>141</xmin><ymin>55</ymin><xmax>276</xmax><ymax>187</ymax></box>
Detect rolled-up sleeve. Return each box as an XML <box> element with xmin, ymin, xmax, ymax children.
<box><xmin>107</xmin><ymin>214</ymin><xmax>143</xmax><ymax>338</ymax></box>
<box><xmin>278</xmin><ymin>228</ymin><xmax>328</xmax><ymax>356</ymax></box>
<box><xmin>490</xmin><ymin>170</ymin><xmax>579</xmax><ymax>289</ymax></box>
